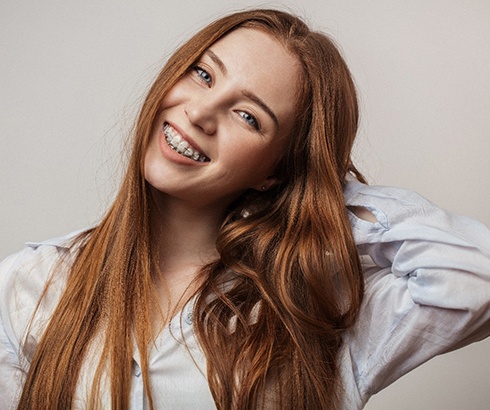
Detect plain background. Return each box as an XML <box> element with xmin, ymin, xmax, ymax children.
<box><xmin>1</xmin><ymin>0</ymin><xmax>489</xmax><ymax>408</ymax></box>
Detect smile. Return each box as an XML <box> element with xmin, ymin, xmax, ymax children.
<box><xmin>164</xmin><ymin>123</ymin><xmax>210</xmax><ymax>162</ymax></box>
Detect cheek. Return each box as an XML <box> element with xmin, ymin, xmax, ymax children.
<box><xmin>159</xmin><ymin>79</ymin><xmax>190</xmax><ymax>108</ymax></box>
<box><xmin>234</xmin><ymin>142</ymin><xmax>285</xmax><ymax>176</ymax></box>
<box><xmin>143</xmin><ymin>141</ymin><xmax>160</xmax><ymax>183</ymax></box>
<box><xmin>254</xmin><ymin>135</ymin><xmax>290</xmax><ymax>169</ymax></box>
<box><xmin>159</xmin><ymin>92</ymin><xmax>175</xmax><ymax>109</ymax></box>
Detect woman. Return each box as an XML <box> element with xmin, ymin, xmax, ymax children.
<box><xmin>1</xmin><ymin>8</ymin><xmax>489</xmax><ymax>409</ymax></box>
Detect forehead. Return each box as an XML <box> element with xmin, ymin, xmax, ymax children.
<box><xmin>208</xmin><ymin>28</ymin><xmax>301</xmax><ymax>128</ymax></box>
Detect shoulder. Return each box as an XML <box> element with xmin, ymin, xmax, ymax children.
<box><xmin>0</xmin><ymin>229</ymin><xmax>86</xmax><ymax>349</ymax></box>
<box><xmin>343</xmin><ymin>175</ymin><xmax>490</xmax><ymax>249</ymax></box>
<box><xmin>343</xmin><ymin>175</ymin><xmax>439</xmax><ymax>220</ymax></box>
<box><xmin>0</xmin><ymin>229</ymin><xmax>84</xmax><ymax>294</ymax></box>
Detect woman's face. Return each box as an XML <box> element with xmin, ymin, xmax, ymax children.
<box><xmin>144</xmin><ymin>27</ymin><xmax>301</xmax><ymax>209</ymax></box>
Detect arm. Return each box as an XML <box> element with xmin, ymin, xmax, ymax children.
<box><xmin>0</xmin><ymin>251</ymin><xmax>29</xmax><ymax>409</ymax></box>
<box><xmin>0</xmin><ymin>241</ymin><xmax>72</xmax><ymax>409</ymax></box>
<box><xmin>343</xmin><ymin>178</ymin><xmax>490</xmax><ymax>401</ymax></box>
<box><xmin>0</xmin><ymin>320</ymin><xmax>23</xmax><ymax>409</ymax></box>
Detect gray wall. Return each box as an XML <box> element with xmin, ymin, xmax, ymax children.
<box><xmin>1</xmin><ymin>1</ymin><xmax>489</xmax><ymax>408</ymax></box>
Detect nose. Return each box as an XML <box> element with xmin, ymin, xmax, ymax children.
<box><xmin>185</xmin><ymin>95</ymin><xmax>218</xmax><ymax>135</ymax></box>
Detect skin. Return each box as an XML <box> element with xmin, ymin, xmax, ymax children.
<box><xmin>143</xmin><ymin>28</ymin><xmax>302</xmax><ymax>314</ymax></box>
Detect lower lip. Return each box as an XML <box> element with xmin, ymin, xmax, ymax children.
<box><xmin>158</xmin><ymin>126</ymin><xmax>208</xmax><ymax>166</ymax></box>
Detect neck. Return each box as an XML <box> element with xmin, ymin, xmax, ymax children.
<box><xmin>152</xmin><ymin>200</ymin><xmax>224</xmax><ymax>269</ymax></box>
<box><xmin>148</xmin><ymin>189</ymin><xmax>228</xmax><ymax>300</ymax></box>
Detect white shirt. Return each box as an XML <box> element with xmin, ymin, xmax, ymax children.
<box><xmin>1</xmin><ymin>178</ymin><xmax>490</xmax><ymax>409</ymax></box>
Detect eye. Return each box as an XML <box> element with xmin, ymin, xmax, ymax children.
<box><xmin>237</xmin><ymin>110</ymin><xmax>260</xmax><ymax>131</ymax></box>
<box><xmin>193</xmin><ymin>65</ymin><xmax>212</xmax><ymax>86</ymax></box>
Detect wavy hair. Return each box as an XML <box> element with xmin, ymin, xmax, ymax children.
<box><xmin>18</xmin><ymin>9</ymin><xmax>365</xmax><ymax>409</ymax></box>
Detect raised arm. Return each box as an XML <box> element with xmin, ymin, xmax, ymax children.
<box><xmin>342</xmin><ymin>177</ymin><xmax>490</xmax><ymax>404</ymax></box>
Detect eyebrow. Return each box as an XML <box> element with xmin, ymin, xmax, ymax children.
<box><xmin>206</xmin><ymin>49</ymin><xmax>227</xmax><ymax>75</ymax></box>
<box><xmin>204</xmin><ymin>49</ymin><xmax>279</xmax><ymax>127</ymax></box>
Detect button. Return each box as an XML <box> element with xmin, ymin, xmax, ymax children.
<box><xmin>185</xmin><ymin>310</ymin><xmax>193</xmax><ymax>325</ymax></box>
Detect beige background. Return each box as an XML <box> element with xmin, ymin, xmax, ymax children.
<box><xmin>1</xmin><ymin>0</ymin><xmax>489</xmax><ymax>408</ymax></box>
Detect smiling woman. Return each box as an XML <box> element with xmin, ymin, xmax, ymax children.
<box><xmin>1</xmin><ymin>8</ymin><xmax>489</xmax><ymax>410</ymax></box>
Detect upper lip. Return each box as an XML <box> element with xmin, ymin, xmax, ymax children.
<box><xmin>165</xmin><ymin>121</ymin><xmax>209</xmax><ymax>159</ymax></box>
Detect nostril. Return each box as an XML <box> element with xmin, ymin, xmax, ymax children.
<box><xmin>185</xmin><ymin>105</ymin><xmax>217</xmax><ymax>136</ymax></box>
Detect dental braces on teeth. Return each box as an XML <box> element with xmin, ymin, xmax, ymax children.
<box><xmin>164</xmin><ymin>124</ymin><xmax>209</xmax><ymax>162</ymax></box>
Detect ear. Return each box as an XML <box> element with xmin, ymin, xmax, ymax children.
<box><xmin>252</xmin><ymin>175</ymin><xmax>282</xmax><ymax>192</ymax></box>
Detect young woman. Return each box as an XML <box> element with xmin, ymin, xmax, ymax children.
<box><xmin>1</xmin><ymin>8</ymin><xmax>489</xmax><ymax>410</ymax></box>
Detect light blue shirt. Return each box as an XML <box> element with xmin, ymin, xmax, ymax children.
<box><xmin>1</xmin><ymin>178</ymin><xmax>489</xmax><ymax>409</ymax></box>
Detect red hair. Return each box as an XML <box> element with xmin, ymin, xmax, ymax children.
<box><xmin>19</xmin><ymin>9</ymin><xmax>364</xmax><ymax>409</ymax></box>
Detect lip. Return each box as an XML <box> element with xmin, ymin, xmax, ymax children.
<box><xmin>158</xmin><ymin>121</ymin><xmax>210</xmax><ymax>166</ymax></box>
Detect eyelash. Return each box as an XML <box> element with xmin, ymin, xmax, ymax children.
<box><xmin>193</xmin><ymin>65</ymin><xmax>212</xmax><ymax>86</ymax></box>
<box><xmin>236</xmin><ymin>110</ymin><xmax>260</xmax><ymax>130</ymax></box>
<box><xmin>191</xmin><ymin>65</ymin><xmax>261</xmax><ymax>131</ymax></box>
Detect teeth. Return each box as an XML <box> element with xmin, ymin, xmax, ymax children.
<box><xmin>163</xmin><ymin>123</ymin><xmax>209</xmax><ymax>162</ymax></box>
<box><xmin>177</xmin><ymin>141</ymin><xmax>188</xmax><ymax>153</ymax></box>
<box><xmin>170</xmin><ymin>135</ymin><xmax>181</xmax><ymax>146</ymax></box>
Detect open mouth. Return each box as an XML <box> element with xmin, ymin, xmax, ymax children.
<box><xmin>164</xmin><ymin>123</ymin><xmax>210</xmax><ymax>162</ymax></box>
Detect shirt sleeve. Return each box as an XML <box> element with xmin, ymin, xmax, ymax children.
<box><xmin>0</xmin><ymin>240</ymin><xmax>72</xmax><ymax>409</ymax></box>
<box><xmin>0</xmin><ymin>250</ymin><xmax>31</xmax><ymax>409</ymax></box>
<box><xmin>343</xmin><ymin>178</ymin><xmax>490</xmax><ymax>402</ymax></box>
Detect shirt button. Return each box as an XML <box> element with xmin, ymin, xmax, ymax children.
<box><xmin>185</xmin><ymin>310</ymin><xmax>193</xmax><ymax>325</ymax></box>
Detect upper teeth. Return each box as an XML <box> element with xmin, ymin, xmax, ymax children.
<box><xmin>164</xmin><ymin>124</ymin><xmax>209</xmax><ymax>162</ymax></box>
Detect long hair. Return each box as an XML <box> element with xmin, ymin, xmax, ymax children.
<box><xmin>18</xmin><ymin>9</ymin><xmax>365</xmax><ymax>409</ymax></box>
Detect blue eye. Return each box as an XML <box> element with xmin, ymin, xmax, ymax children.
<box><xmin>238</xmin><ymin>111</ymin><xmax>260</xmax><ymax>130</ymax></box>
<box><xmin>193</xmin><ymin>66</ymin><xmax>212</xmax><ymax>86</ymax></box>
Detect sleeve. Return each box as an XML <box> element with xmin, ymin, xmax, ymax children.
<box><xmin>0</xmin><ymin>241</ymin><xmax>72</xmax><ymax>409</ymax></box>
<box><xmin>0</xmin><ymin>318</ymin><xmax>24</xmax><ymax>409</ymax></box>
<box><xmin>343</xmin><ymin>179</ymin><xmax>490</xmax><ymax>401</ymax></box>
<box><xmin>0</xmin><ymin>251</ymin><xmax>30</xmax><ymax>409</ymax></box>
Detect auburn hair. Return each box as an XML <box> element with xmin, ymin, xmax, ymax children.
<box><xmin>18</xmin><ymin>8</ymin><xmax>365</xmax><ymax>409</ymax></box>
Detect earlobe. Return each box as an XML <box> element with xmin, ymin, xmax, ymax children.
<box><xmin>253</xmin><ymin>176</ymin><xmax>281</xmax><ymax>192</ymax></box>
